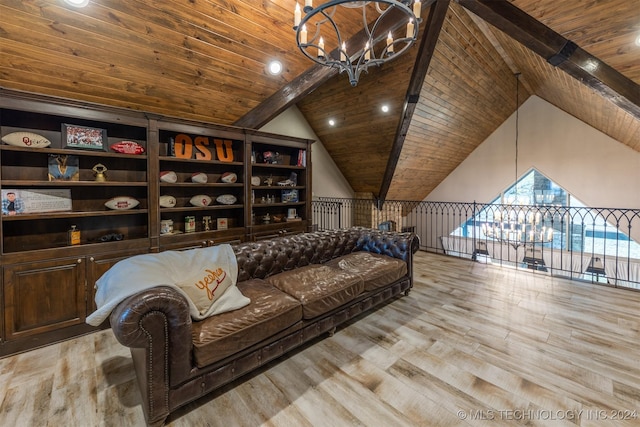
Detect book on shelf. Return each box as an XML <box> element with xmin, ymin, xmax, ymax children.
<box><xmin>297</xmin><ymin>149</ymin><xmax>306</xmax><ymax>167</ymax></box>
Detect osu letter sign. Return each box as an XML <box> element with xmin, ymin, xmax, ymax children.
<box><xmin>173</xmin><ymin>134</ymin><xmax>234</xmax><ymax>162</ymax></box>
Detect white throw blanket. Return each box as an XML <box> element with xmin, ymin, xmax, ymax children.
<box><xmin>86</xmin><ymin>244</ymin><xmax>250</xmax><ymax>326</ymax></box>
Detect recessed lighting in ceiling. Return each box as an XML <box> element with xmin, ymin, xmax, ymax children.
<box><xmin>63</xmin><ymin>0</ymin><xmax>89</xmax><ymax>7</ymax></box>
<box><xmin>328</xmin><ymin>119</ymin><xmax>336</xmax><ymax>126</ymax></box>
<box><xmin>584</xmin><ymin>59</ymin><xmax>599</xmax><ymax>72</ymax></box>
<box><xmin>267</xmin><ymin>60</ymin><xmax>283</xmax><ymax>76</ymax></box>
<box><xmin>381</xmin><ymin>104</ymin><xmax>389</xmax><ymax>113</ymax></box>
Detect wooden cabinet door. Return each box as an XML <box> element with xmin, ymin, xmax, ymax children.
<box><xmin>3</xmin><ymin>258</ymin><xmax>86</xmax><ymax>340</ymax></box>
<box><xmin>86</xmin><ymin>250</ymin><xmax>148</xmax><ymax>314</ymax></box>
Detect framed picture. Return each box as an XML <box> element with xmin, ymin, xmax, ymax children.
<box><xmin>48</xmin><ymin>154</ymin><xmax>79</xmax><ymax>181</ymax></box>
<box><xmin>62</xmin><ymin>123</ymin><xmax>107</xmax><ymax>151</ymax></box>
<box><xmin>281</xmin><ymin>189</ymin><xmax>299</xmax><ymax>203</ymax></box>
<box><xmin>2</xmin><ymin>188</ymin><xmax>72</xmax><ymax>215</ymax></box>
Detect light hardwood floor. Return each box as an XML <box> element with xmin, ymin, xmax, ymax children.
<box><xmin>1</xmin><ymin>251</ymin><xmax>639</xmax><ymax>426</ymax></box>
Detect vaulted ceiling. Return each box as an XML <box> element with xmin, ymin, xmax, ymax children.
<box><xmin>1</xmin><ymin>0</ymin><xmax>638</xmax><ymax>201</ymax></box>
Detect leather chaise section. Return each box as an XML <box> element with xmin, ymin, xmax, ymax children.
<box><xmin>326</xmin><ymin>252</ymin><xmax>408</xmax><ymax>291</ymax></box>
<box><xmin>266</xmin><ymin>265</ymin><xmax>364</xmax><ymax>319</ymax></box>
<box><xmin>191</xmin><ymin>279</ymin><xmax>302</xmax><ymax>367</ymax></box>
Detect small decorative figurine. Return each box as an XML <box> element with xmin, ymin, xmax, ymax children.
<box><xmin>203</xmin><ymin>216</ymin><xmax>212</xmax><ymax>231</ymax></box>
<box><xmin>92</xmin><ymin>163</ymin><xmax>108</xmax><ymax>182</ymax></box>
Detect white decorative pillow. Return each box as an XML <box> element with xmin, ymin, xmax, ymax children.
<box><xmin>176</xmin><ymin>264</ymin><xmax>234</xmax><ymax>315</ymax></box>
<box><xmin>172</xmin><ymin>244</ymin><xmax>240</xmax><ymax>316</ymax></box>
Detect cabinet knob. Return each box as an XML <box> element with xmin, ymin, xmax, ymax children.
<box><xmin>89</xmin><ymin>257</ymin><xmax>95</xmax><ymax>262</ymax></box>
<box><xmin>77</xmin><ymin>259</ymin><xmax>82</xmax><ymax>264</ymax></box>
<box><xmin>202</xmin><ymin>241</ymin><xmax>208</xmax><ymax>247</ymax></box>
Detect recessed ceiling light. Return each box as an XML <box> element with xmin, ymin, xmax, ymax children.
<box><xmin>381</xmin><ymin>105</ymin><xmax>389</xmax><ymax>113</ymax></box>
<box><xmin>584</xmin><ymin>59</ymin><xmax>599</xmax><ymax>72</ymax></box>
<box><xmin>64</xmin><ymin>0</ymin><xmax>89</xmax><ymax>7</ymax></box>
<box><xmin>267</xmin><ymin>60</ymin><xmax>283</xmax><ymax>76</ymax></box>
<box><xmin>328</xmin><ymin>119</ymin><xmax>335</xmax><ymax>126</ymax></box>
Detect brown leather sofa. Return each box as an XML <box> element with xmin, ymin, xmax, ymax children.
<box><xmin>109</xmin><ymin>227</ymin><xmax>419</xmax><ymax>426</ymax></box>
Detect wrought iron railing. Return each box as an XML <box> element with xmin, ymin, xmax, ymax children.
<box><xmin>312</xmin><ymin>197</ymin><xmax>640</xmax><ymax>290</ymax></box>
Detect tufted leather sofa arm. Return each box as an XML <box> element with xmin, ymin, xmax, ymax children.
<box><xmin>110</xmin><ymin>286</ymin><xmax>194</xmax><ymax>386</ymax></box>
<box><xmin>355</xmin><ymin>229</ymin><xmax>416</xmax><ymax>261</ymax></box>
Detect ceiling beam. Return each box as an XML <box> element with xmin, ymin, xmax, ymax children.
<box><xmin>377</xmin><ymin>0</ymin><xmax>451</xmax><ymax>203</ymax></box>
<box><xmin>233</xmin><ymin>65</ymin><xmax>337</xmax><ymax>129</ymax></box>
<box><xmin>234</xmin><ymin>1</ymin><xmax>438</xmax><ymax>129</ymax></box>
<box><xmin>456</xmin><ymin>0</ymin><xmax>640</xmax><ymax>120</ymax></box>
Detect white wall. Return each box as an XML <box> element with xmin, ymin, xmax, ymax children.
<box><xmin>260</xmin><ymin>106</ymin><xmax>354</xmax><ymax>198</ymax></box>
<box><xmin>427</xmin><ymin>96</ymin><xmax>640</xmax><ymax>209</ymax></box>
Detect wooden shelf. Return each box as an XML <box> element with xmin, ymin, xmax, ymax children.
<box><xmin>159</xmin><ymin>226</ymin><xmax>245</xmax><ymax>238</ymax></box>
<box><xmin>2</xmin><ymin>180</ymin><xmax>147</xmax><ymax>187</ymax></box>
<box><xmin>160</xmin><ymin>182</ymin><xmax>244</xmax><ymax>188</ymax></box>
<box><xmin>160</xmin><ymin>156</ymin><xmax>243</xmax><ymax>166</ymax></box>
<box><xmin>252</xmin><ymin>202</ymin><xmax>306</xmax><ymax>208</ymax></box>
<box><xmin>0</xmin><ymin>144</ymin><xmax>147</xmax><ymax>160</ymax></box>
<box><xmin>160</xmin><ymin>204</ymin><xmax>244</xmax><ymax>213</ymax></box>
<box><xmin>252</xmin><ymin>185</ymin><xmax>304</xmax><ymax>190</ymax></box>
<box><xmin>1</xmin><ymin>209</ymin><xmax>149</xmax><ymax>221</ymax></box>
<box><xmin>251</xmin><ymin>163</ymin><xmax>305</xmax><ymax>170</ymax></box>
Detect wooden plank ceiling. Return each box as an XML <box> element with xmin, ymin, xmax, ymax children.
<box><xmin>1</xmin><ymin>0</ymin><xmax>638</xmax><ymax>201</ymax></box>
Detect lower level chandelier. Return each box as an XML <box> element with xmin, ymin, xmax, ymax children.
<box><xmin>482</xmin><ymin>206</ymin><xmax>554</xmax><ymax>250</ymax></box>
<box><xmin>293</xmin><ymin>1</ymin><xmax>422</xmax><ymax>86</ymax></box>
<box><xmin>481</xmin><ymin>74</ymin><xmax>554</xmax><ymax>250</ymax></box>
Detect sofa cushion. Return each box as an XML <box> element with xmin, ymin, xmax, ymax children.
<box><xmin>266</xmin><ymin>265</ymin><xmax>364</xmax><ymax>319</ymax></box>
<box><xmin>191</xmin><ymin>279</ymin><xmax>302</xmax><ymax>368</ymax></box>
<box><xmin>325</xmin><ymin>252</ymin><xmax>408</xmax><ymax>291</ymax></box>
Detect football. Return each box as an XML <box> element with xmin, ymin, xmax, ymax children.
<box><xmin>189</xmin><ymin>194</ymin><xmax>212</xmax><ymax>207</ymax></box>
<box><xmin>110</xmin><ymin>140</ymin><xmax>145</xmax><ymax>155</ymax></box>
<box><xmin>191</xmin><ymin>172</ymin><xmax>208</xmax><ymax>183</ymax></box>
<box><xmin>160</xmin><ymin>171</ymin><xmax>178</xmax><ymax>183</ymax></box>
<box><xmin>216</xmin><ymin>194</ymin><xmax>237</xmax><ymax>205</ymax></box>
<box><xmin>220</xmin><ymin>172</ymin><xmax>237</xmax><ymax>183</ymax></box>
<box><xmin>105</xmin><ymin>196</ymin><xmax>140</xmax><ymax>210</ymax></box>
<box><xmin>1</xmin><ymin>132</ymin><xmax>51</xmax><ymax>148</ymax></box>
<box><xmin>159</xmin><ymin>195</ymin><xmax>177</xmax><ymax>208</ymax></box>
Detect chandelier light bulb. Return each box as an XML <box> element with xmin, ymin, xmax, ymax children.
<box><xmin>413</xmin><ymin>0</ymin><xmax>421</xmax><ymax>19</ymax></box>
<box><xmin>406</xmin><ymin>18</ymin><xmax>414</xmax><ymax>39</ymax></box>
<box><xmin>387</xmin><ymin>31</ymin><xmax>394</xmax><ymax>54</ymax></box>
<box><xmin>294</xmin><ymin>3</ymin><xmax>301</xmax><ymax>28</ymax></box>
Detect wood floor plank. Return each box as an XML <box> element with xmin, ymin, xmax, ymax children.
<box><xmin>1</xmin><ymin>251</ymin><xmax>640</xmax><ymax>426</ymax></box>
